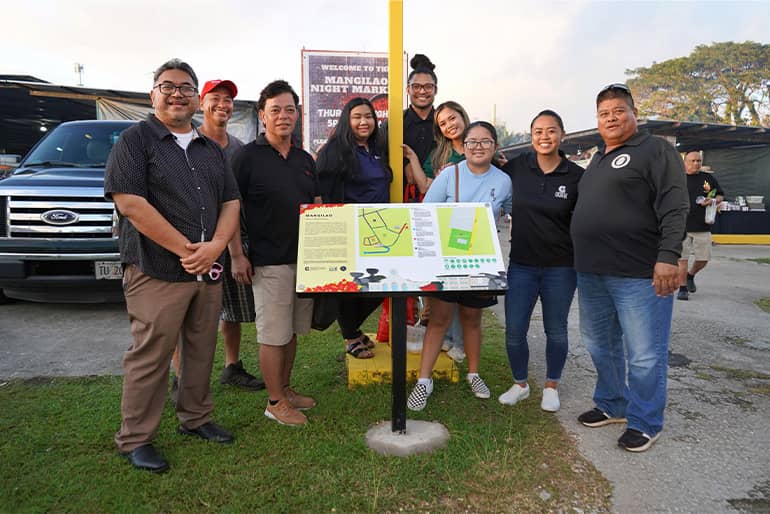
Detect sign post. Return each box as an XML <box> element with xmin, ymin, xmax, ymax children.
<box><xmin>387</xmin><ymin>0</ymin><xmax>407</xmax><ymax>434</ymax></box>
<box><xmin>297</xmin><ymin>202</ymin><xmax>508</xmax><ymax>446</ymax></box>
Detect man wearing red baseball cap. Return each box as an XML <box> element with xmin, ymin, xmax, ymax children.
<box><xmin>171</xmin><ymin>78</ymin><xmax>265</xmax><ymax>395</ymax></box>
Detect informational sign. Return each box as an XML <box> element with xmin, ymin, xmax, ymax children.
<box><xmin>301</xmin><ymin>50</ymin><xmax>391</xmax><ymax>156</ymax></box>
<box><xmin>296</xmin><ymin>203</ymin><xmax>508</xmax><ymax>294</ymax></box>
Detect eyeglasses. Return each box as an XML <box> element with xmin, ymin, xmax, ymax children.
<box><xmin>154</xmin><ymin>83</ymin><xmax>198</xmax><ymax>97</ymax></box>
<box><xmin>408</xmin><ymin>83</ymin><xmax>436</xmax><ymax>93</ymax></box>
<box><xmin>463</xmin><ymin>139</ymin><xmax>495</xmax><ymax>149</ymax></box>
<box><xmin>599</xmin><ymin>83</ymin><xmax>630</xmax><ymax>94</ymax></box>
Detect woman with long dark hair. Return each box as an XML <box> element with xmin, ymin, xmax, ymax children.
<box><xmin>317</xmin><ymin>97</ymin><xmax>392</xmax><ymax>359</ymax></box>
<box><xmin>403</xmin><ymin>100</ymin><xmax>470</xmax><ymax>196</ymax></box>
<box><xmin>499</xmin><ymin>109</ymin><xmax>583</xmax><ymax>412</ymax></box>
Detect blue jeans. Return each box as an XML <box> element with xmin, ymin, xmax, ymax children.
<box><xmin>504</xmin><ymin>263</ymin><xmax>576</xmax><ymax>383</ymax></box>
<box><xmin>577</xmin><ymin>272</ymin><xmax>673</xmax><ymax>436</ymax></box>
<box><xmin>444</xmin><ymin>306</ymin><xmax>464</xmax><ymax>350</ymax></box>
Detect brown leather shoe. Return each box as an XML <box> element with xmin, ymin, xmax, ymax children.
<box><xmin>265</xmin><ymin>399</ymin><xmax>307</xmax><ymax>426</ymax></box>
<box><xmin>284</xmin><ymin>386</ymin><xmax>316</xmax><ymax>410</ymax></box>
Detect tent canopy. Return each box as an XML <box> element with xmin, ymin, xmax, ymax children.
<box><xmin>0</xmin><ymin>76</ymin><xmax>258</xmax><ymax>155</ymax></box>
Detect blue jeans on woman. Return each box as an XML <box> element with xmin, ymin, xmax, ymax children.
<box><xmin>505</xmin><ymin>263</ymin><xmax>576</xmax><ymax>383</ymax></box>
<box><xmin>576</xmin><ymin>272</ymin><xmax>673</xmax><ymax>437</ymax></box>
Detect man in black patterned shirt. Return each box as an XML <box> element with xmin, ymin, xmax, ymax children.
<box><xmin>105</xmin><ymin>58</ymin><xmax>240</xmax><ymax>473</ymax></box>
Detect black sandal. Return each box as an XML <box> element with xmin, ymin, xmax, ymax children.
<box><xmin>360</xmin><ymin>334</ymin><xmax>375</xmax><ymax>349</ymax></box>
<box><xmin>346</xmin><ymin>340</ymin><xmax>374</xmax><ymax>359</ymax></box>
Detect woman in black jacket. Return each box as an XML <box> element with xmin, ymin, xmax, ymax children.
<box><xmin>317</xmin><ymin>97</ymin><xmax>392</xmax><ymax>358</ymax></box>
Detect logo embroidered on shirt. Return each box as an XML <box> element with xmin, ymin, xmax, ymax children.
<box><xmin>611</xmin><ymin>154</ymin><xmax>631</xmax><ymax>169</ymax></box>
<box><xmin>554</xmin><ymin>185</ymin><xmax>568</xmax><ymax>199</ymax></box>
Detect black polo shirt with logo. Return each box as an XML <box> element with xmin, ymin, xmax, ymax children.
<box><xmin>104</xmin><ymin>114</ymin><xmax>240</xmax><ymax>282</ymax></box>
<box><xmin>231</xmin><ymin>135</ymin><xmax>319</xmax><ymax>266</ymax></box>
<box><xmin>502</xmin><ymin>152</ymin><xmax>583</xmax><ymax>267</ymax></box>
<box><xmin>570</xmin><ymin>132</ymin><xmax>689</xmax><ymax>278</ymax></box>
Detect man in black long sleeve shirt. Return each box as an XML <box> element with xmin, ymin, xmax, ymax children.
<box><xmin>570</xmin><ymin>84</ymin><xmax>689</xmax><ymax>453</ymax></box>
<box><xmin>677</xmin><ymin>151</ymin><xmax>724</xmax><ymax>300</ymax></box>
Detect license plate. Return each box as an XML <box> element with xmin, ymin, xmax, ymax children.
<box><xmin>95</xmin><ymin>261</ymin><xmax>123</xmax><ymax>280</ymax></box>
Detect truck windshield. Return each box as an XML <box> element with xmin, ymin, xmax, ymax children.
<box><xmin>23</xmin><ymin>122</ymin><xmax>132</xmax><ymax>168</ymax></box>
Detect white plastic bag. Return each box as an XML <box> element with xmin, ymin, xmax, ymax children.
<box><xmin>704</xmin><ymin>201</ymin><xmax>718</xmax><ymax>225</ymax></box>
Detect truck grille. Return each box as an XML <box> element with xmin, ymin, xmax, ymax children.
<box><xmin>0</xmin><ymin>196</ymin><xmax>7</xmax><ymax>237</ymax></box>
<box><xmin>6</xmin><ymin>194</ymin><xmax>115</xmax><ymax>239</ymax></box>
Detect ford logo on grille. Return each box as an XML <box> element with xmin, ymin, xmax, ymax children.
<box><xmin>41</xmin><ymin>209</ymin><xmax>80</xmax><ymax>225</ymax></box>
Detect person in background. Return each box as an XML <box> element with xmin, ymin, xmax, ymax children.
<box><xmin>499</xmin><ymin>110</ymin><xmax>583</xmax><ymax>412</ymax></box>
<box><xmin>570</xmin><ymin>84</ymin><xmax>688</xmax><ymax>452</ymax></box>
<box><xmin>106</xmin><ymin>58</ymin><xmax>240</xmax><ymax>473</ymax></box>
<box><xmin>407</xmin><ymin>121</ymin><xmax>512</xmax><ymax>411</ymax></box>
<box><xmin>231</xmin><ymin>80</ymin><xmax>321</xmax><ymax>427</ymax></box>
<box><xmin>317</xmin><ymin>97</ymin><xmax>392</xmax><ymax>359</ymax></box>
<box><xmin>171</xmin><ymin>79</ymin><xmax>264</xmax><ymax>397</ymax></box>
<box><xmin>677</xmin><ymin>150</ymin><xmax>724</xmax><ymax>300</ymax></box>
<box><xmin>403</xmin><ymin>100</ymin><xmax>471</xmax><ymax>362</ymax></box>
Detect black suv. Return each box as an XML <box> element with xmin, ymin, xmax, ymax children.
<box><xmin>0</xmin><ymin>120</ymin><xmax>135</xmax><ymax>302</ymax></box>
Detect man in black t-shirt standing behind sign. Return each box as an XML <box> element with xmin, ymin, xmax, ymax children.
<box><xmin>570</xmin><ymin>84</ymin><xmax>689</xmax><ymax>453</ymax></box>
<box><xmin>380</xmin><ymin>53</ymin><xmax>437</xmax><ymax>202</ymax></box>
<box><xmin>677</xmin><ymin>151</ymin><xmax>724</xmax><ymax>300</ymax></box>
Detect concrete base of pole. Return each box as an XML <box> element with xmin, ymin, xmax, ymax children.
<box><xmin>365</xmin><ymin>420</ymin><xmax>450</xmax><ymax>456</ymax></box>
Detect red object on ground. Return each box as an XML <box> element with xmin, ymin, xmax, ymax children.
<box><xmin>376</xmin><ymin>297</ymin><xmax>416</xmax><ymax>342</ymax></box>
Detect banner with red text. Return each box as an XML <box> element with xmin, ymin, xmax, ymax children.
<box><xmin>301</xmin><ymin>50</ymin><xmax>391</xmax><ymax>156</ymax></box>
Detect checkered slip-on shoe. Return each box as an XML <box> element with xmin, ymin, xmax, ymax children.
<box><xmin>468</xmin><ymin>375</ymin><xmax>491</xmax><ymax>399</ymax></box>
<box><xmin>407</xmin><ymin>382</ymin><xmax>433</xmax><ymax>411</ymax></box>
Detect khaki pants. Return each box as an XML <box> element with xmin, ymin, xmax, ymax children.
<box><xmin>114</xmin><ymin>265</ymin><xmax>222</xmax><ymax>452</ymax></box>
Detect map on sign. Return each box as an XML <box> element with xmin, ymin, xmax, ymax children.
<box><xmin>436</xmin><ymin>206</ymin><xmax>496</xmax><ymax>255</ymax></box>
<box><xmin>297</xmin><ymin>202</ymin><xmax>507</xmax><ymax>294</ymax></box>
<box><xmin>358</xmin><ymin>207</ymin><xmax>413</xmax><ymax>257</ymax></box>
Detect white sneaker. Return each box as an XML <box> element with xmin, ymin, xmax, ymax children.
<box><xmin>447</xmin><ymin>346</ymin><xmax>466</xmax><ymax>363</ymax></box>
<box><xmin>540</xmin><ymin>387</ymin><xmax>560</xmax><ymax>412</ymax></box>
<box><xmin>468</xmin><ymin>375</ymin><xmax>490</xmax><ymax>399</ymax></box>
<box><xmin>441</xmin><ymin>339</ymin><xmax>451</xmax><ymax>352</ymax></box>
<box><xmin>498</xmin><ymin>383</ymin><xmax>530</xmax><ymax>405</ymax></box>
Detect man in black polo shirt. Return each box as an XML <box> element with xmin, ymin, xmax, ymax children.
<box><xmin>231</xmin><ymin>80</ymin><xmax>321</xmax><ymax>427</ymax></box>
<box><xmin>677</xmin><ymin>150</ymin><xmax>724</xmax><ymax>300</ymax></box>
<box><xmin>105</xmin><ymin>58</ymin><xmax>241</xmax><ymax>472</ymax></box>
<box><xmin>570</xmin><ymin>84</ymin><xmax>688</xmax><ymax>452</ymax></box>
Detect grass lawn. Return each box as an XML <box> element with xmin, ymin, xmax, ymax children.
<box><xmin>0</xmin><ymin>309</ymin><xmax>611</xmax><ymax>513</ymax></box>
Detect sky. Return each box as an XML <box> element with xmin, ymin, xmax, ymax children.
<box><xmin>4</xmin><ymin>0</ymin><xmax>770</xmax><ymax>133</ymax></box>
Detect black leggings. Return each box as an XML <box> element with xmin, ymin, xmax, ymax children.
<box><xmin>337</xmin><ymin>297</ymin><xmax>383</xmax><ymax>339</ymax></box>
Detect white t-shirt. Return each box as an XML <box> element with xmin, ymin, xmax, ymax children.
<box><xmin>172</xmin><ymin>130</ymin><xmax>195</xmax><ymax>150</ymax></box>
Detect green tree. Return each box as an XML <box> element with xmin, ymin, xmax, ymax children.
<box><xmin>495</xmin><ymin>123</ymin><xmax>529</xmax><ymax>147</ymax></box>
<box><xmin>626</xmin><ymin>41</ymin><xmax>770</xmax><ymax>126</ymax></box>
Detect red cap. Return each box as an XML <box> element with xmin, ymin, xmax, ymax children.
<box><xmin>200</xmin><ymin>79</ymin><xmax>238</xmax><ymax>100</ymax></box>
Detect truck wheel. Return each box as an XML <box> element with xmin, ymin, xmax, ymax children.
<box><xmin>0</xmin><ymin>288</ymin><xmax>13</xmax><ymax>304</ymax></box>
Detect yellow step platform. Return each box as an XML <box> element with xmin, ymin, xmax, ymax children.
<box><xmin>712</xmin><ymin>234</ymin><xmax>770</xmax><ymax>245</ymax></box>
<box><xmin>347</xmin><ymin>339</ymin><xmax>460</xmax><ymax>388</ymax></box>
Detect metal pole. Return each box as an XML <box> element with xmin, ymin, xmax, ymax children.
<box><xmin>390</xmin><ymin>296</ymin><xmax>407</xmax><ymax>433</ymax></box>
<box><xmin>388</xmin><ymin>0</ymin><xmax>407</xmax><ymax>435</ymax></box>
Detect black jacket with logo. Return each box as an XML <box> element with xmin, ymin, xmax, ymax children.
<box><xmin>571</xmin><ymin>133</ymin><xmax>689</xmax><ymax>278</ymax></box>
